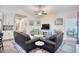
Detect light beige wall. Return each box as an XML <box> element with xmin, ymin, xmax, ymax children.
<box><xmin>40</xmin><ymin>10</ymin><xmax>78</xmax><ymax>40</ymax></box>
<box><xmin>0</xmin><ymin>6</ymin><xmax>78</xmax><ymax>40</ymax></box>
<box><xmin>0</xmin><ymin>6</ymin><xmax>29</xmax><ymax>40</ymax></box>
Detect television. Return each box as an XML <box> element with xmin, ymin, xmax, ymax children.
<box><xmin>41</xmin><ymin>24</ymin><xmax>50</xmax><ymax>30</ymax></box>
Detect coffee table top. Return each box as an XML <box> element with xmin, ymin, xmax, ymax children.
<box><xmin>35</xmin><ymin>41</ymin><xmax>44</xmax><ymax>46</ymax></box>
<box><xmin>34</xmin><ymin>35</ymin><xmax>43</xmax><ymax>38</ymax></box>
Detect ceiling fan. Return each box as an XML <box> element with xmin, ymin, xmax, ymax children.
<box><xmin>34</xmin><ymin>5</ymin><xmax>47</xmax><ymax>16</ymax></box>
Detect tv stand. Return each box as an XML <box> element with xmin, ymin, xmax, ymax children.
<box><xmin>41</xmin><ymin>30</ymin><xmax>50</xmax><ymax>37</ymax></box>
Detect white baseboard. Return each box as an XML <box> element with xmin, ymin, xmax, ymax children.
<box><xmin>76</xmin><ymin>44</ymin><xmax>79</xmax><ymax>53</ymax></box>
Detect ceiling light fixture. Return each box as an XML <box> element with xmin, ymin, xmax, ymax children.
<box><xmin>35</xmin><ymin>5</ymin><xmax>47</xmax><ymax>16</ymax></box>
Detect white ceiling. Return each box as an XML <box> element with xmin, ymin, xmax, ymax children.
<box><xmin>0</xmin><ymin>5</ymin><xmax>79</xmax><ymax>18</ymax></box>
<box><xmin>16</xmin><ymin>5</ymin><xmax>79</xmax><ymax>15</ymax></box>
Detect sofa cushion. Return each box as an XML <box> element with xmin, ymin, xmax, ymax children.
<box><xmin>19</xmin><ymin>33</ymin><xmax>31</xmax><ymax>41</ymax></box>
<box><xmin>25</xmin><ymin>35</ymin><xmax>31</xmax><ymax>41</ymax></box>
<box><xmin>49</xmin><ymin>34</ymin><xmax>57</xmax><ymax>42</ymax></box>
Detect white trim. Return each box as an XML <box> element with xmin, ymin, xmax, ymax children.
<box><xmin>76</xmin><ymin>44</ymin><xmax>79</xmax><ymax>53</ymax></box>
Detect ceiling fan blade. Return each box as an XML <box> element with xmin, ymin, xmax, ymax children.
<box><xmin>34</xmin><ymin>11</ymin><xmax>38</xmax><ymax>15</ymax></box>
<box><xmin>41</xmin><ymin>11</ymin><xmax>47</xmax><ymax>15</ymax></box>
<box><xmin>42</xmin><ymin>12</ymin><xmax>47</xmax><ymax>15</ymax></box>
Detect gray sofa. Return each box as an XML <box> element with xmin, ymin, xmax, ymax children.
<box><xmin>14</xmin><ymin>32</ymin><xmax>37</xmax><ymax>53</ymax></box>
<box><xmin>14</xmin><ymin>31</ymin><xmax>64</xmax><ymax>53</ymax></box>
<box><xmin>42</xmin><ymin>32</ymin><xmax>64</xmax><ymax>52</ymax></box>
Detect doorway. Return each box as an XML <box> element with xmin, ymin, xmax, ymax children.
<box><xmin>62</xmin><ymin>18</ymin><xmax>77</xmax><ymax>52</ymax></box>
<box><xmin>65</xmin><ymin>18</ymin><xmax>77</xmax><ymax>41</ymax></box>
<box><xmin>14</xmin><ymin>14</ymin><xmax>27</xmax><ymax>33</ymax></box>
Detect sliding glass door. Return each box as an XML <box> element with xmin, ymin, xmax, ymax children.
<box><xmin>65</xmin><ymin>18</ymin><xmax>77</xmax><ymax>40</ymax></box>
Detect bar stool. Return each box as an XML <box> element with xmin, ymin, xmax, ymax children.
<box><xmin>0</xmin><ymin>33</ymin><xmax>4</xmax><ymax>52</ymax></box>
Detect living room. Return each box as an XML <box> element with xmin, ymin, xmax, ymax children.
<box><xmin>0</xmin><ymin>5</ymin><xmax>78</xmax><ymax>53</ymax></box>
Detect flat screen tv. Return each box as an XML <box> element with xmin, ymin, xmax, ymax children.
<box><xmin>41</xmin><ymin>24</ymin><xmax>50</xmax><ymax>30</ymax></box>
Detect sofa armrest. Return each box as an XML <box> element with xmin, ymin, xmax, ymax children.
<box><xmin>25</xmin><ymin>39</ymin><xmax>38</xmax><ymax>44</ymax></box>
<box><xmin>43</xmin><ymin>40</ymin><xmax>56</xmax><ymax>45</ymax></box>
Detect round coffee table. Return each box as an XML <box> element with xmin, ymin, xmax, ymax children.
<box><xmin>35</xmin><ymin>41</ymin><xmax>44</xmax><ymax>46</ymax></box>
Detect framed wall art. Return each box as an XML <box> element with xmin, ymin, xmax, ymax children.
<box><xmin>55</xmin><ymin>18</ymin><xmax>63</xmax><ymax>25</ymax></box>
<box><xmin>29</xmin><ymin>20</ymin><xmax>34</xmax><ymax>26</ymax></box>
<box><xmin>36</xmin><ymin>20</ymin><xmax>40</xmax><ymax>26</ymax></box>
